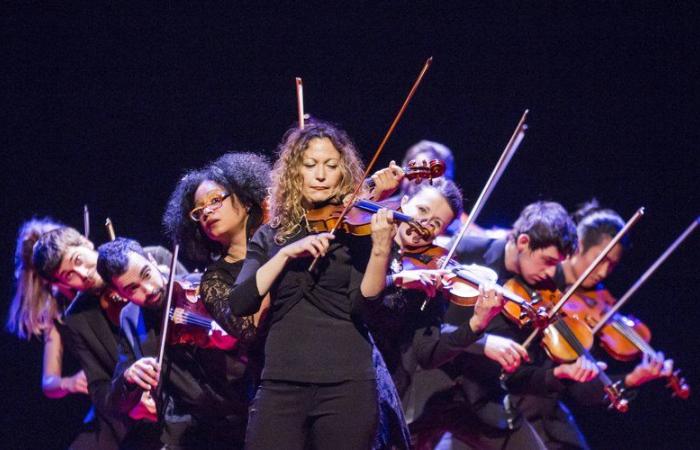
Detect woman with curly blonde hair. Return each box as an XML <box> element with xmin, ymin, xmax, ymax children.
<box><xmin>226</xmin><ymin>119</ymin><xmax>405</xmax><ymax>449</ymax></box>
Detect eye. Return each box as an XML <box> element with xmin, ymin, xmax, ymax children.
<box><xmin>418</xmin><ymin>206</ymin><xmax>428</xmax><ymax>213</ymax></box>
<box><xmin>75</xmin><ymin>255</ymin><xmax>82</xmax><ymax>266</ymax></box>
<box><xmin>210</xmin><ymin>197</ymin><xmax>223</xmax><ymax>207</ymax></box>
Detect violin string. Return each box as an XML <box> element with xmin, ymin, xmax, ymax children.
<box><xmin>610</xmin><ymin>318</ymin><xmax>655</xmax><ymax>356</ymax></box>
<box><xmin>179</xmin><ymin>312</ymin><xmax>213</xmax><ymax>329</ymax></box>
<box><xmin>170</xmin><ymin>308</ymin><xmax>213</xmax><ymax>329</ymax></box>
<box><xmin>552</xmin><ymin>320</ymin><xmax>614</xmax><ymax>386</ymax></box>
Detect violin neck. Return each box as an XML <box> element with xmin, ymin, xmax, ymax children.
<box><xmin>354</xmin><ymin>199</ymin><xmax>413</xmax><ymax>223</ymax></box>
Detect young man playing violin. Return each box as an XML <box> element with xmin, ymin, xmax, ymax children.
<box><xmin>557</xmin><ymin>201</ymin><xmax>673</xmax><ymax>390</ymax></box>
<box><xmin>383</xmin><ymin>201</ymin><xmax>565</xmax><ymax>449</ymax></box>
<box><xmin>456</xmin><ymin>201</ymin><xmax>634</xmax><ymax>450</ymax></box>
<box><xmin>97</xmin><ymin>237</ymin><xmax>255</xmax><ymax>449</ymax></box>
<box><xmin>502</xmin><ymin>201</ymin><xmax>676</xmax><ymax>449</ymax></box>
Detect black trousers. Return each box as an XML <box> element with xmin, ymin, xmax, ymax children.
<box><xmin>409</xmin><ymin>387</ymin><xmax>546</xmax><ymax>450</ymax></box>
<box><xmin>245</xmin><ymin>379</ymin><xmax>378</xmax><ymax>450</ymax></box>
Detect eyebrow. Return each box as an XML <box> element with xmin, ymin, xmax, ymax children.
<box><xmin>57</xmin><ymin>252</ymin><xmax>77</xmax><ymax>278</ymax></box>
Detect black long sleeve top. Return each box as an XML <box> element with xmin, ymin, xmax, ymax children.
<box><xmin>227</xmin><ymin>223</ymin><xmax>379</xmax><ymax>383</ymax></box>
<box><xmin>110</xmin><ymin>303</ymin><xmax>251</xmax><ymax>425</ymax></box>
<box><xmin>366</xmin><ymin>243</ymin><xmax>485</xmax><ymax>397</ymax></box>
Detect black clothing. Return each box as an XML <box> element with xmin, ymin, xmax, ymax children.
<box><xmin>245</xmin><ymin>379</ymin><xmax>378</xmax><ymax>450</ymax></box>
<box><xmin>366</xmin><ymin>243</ymin><xmax>485</xmax><ymax>399</ymax></box>
<box><xmin>111</xmin><ymin>301</ymin><xmax>252</xmax><ymax>448</ymax></box>
<box><xmin>199</xmin><ymin>259</ymin><xmax>257</xmax><ymax>343</ymax></box>
<box><xmin>228</xmin><ymin>223</ymin><xmax>382</xmax><ymax>448</ymax></box>
<box><xmin>399</xmin><ymin>236</ymin><xmax>546</xmax><ymax>449</ymax></box>
<box><xmin>228</xmin><ymin>224</ymin><xmax>377</xmax><ymax>383</ymax></box>
<box><xmin>454</xmin><ymin>236</ymin><xmax>511</xmax><ymax>283</ymax></box>
<box><xmin>63</xmin><ymin>292</ymin><xmax>155</xmax><ymax>449</ymax></box>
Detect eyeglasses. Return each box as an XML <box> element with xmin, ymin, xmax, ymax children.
<box><xmin>189</xmin><ymin>193</ymin><xmax>231</xmax><ymax>222</ymax></box>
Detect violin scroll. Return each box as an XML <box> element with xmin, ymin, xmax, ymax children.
<box><xmin>605</xmin><ymin>381</ymin><xmax>630</xmax><ymax>413</ymax></box>
<box><xmin>667</xmin><ymin>370</ymin><xmax>690</xmax><ymax>400</ymax></box>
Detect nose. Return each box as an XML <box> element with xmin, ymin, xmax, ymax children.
<box><xmin>594</xmin><ymin>261</ymin><xmax>609</xmax><ymax>280</ymax></box>
<box><xmin>544</xmin><ymin>265</ymin><xmax>557</xmax><ymax>280</ymax></box>
<box><xmin>76</xmin><ymin>266</ymin><xmax>91</xmax><ymax>280</ymax></box>
<box><xmin>314</xmin><ymin>165</ymin><xmax>326</xmax><ymax>181</ymax></box>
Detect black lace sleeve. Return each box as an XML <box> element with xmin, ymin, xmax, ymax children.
<box><xmin>200</xmin><ymin>268</ymin><xmax>257</xmax><ymax>345</ymax></box>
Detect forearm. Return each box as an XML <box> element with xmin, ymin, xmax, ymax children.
<box><xmin>360</xmin><ymin>248</ymin><xmax>391</xmax><ymax>297</ymax></box>
<box><xmin>255</xmin><ymin>251</ymin><xmax>288</xmax><ymax>296</ymax></box>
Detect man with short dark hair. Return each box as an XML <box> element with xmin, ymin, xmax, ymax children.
<box><xmin>33</xmin><ymin>227</ymin><xmax>183</xmax><ymax>449</ymax></box>
<box><xmin>406</xmin><ymin>201</ymin><xmax>582</xmax><ymax>450</ymax></box>
<box><xmin>99</xmin><ymin>238</ymin><xmax>251</xmax><ymax>449</ymax></box>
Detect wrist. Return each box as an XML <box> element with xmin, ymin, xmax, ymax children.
<box><xmin>371</xmin><ymin>246</ymin><xmax>391</xmax><ymax>258</ymax></box>
<box><xmin>58</xmin><ymin>377</ymin><xmax>69</xmax><ymax>392</ymax></box>
<box><xmin>469</xmin><ymin>315</ymin><xmax>485</xmax><ymax>334</ymax></box>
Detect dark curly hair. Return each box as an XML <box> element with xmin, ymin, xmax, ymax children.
<box><xmin>163</xmin><ymin>152</ymin><xmax>271</xmax><ymax>265</ymax></box>
<box><xmin>511</xmin><ymin>201</ymin><xmax>578</xmax><ymax>257</ymax></box>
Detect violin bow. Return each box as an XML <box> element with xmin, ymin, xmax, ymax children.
<box><xmin>83</xmin><ymin>204</ymin><xmax>90</xmax><ymax>239</ymax></box>
<box><xmin>521</xmin><ymin>208</ymin><xmax>645</xmax><ymax>350</ymax></box>
<box><xmin>308</xmin><ymin>56</ymin><xmax>433</xmax><ymax>271</ymax></box>
<box><xmin>419</xmin><ymin>110</ymin><xmax>528</xmax><ymax>310</ymax></box>
<box><xmin>440</xmin><ymin>110</ymin><xmax>528</xmax><ymax>269</ymax></box>
<box><xmin>154</xmin><ymin>243</ymin><xmax>180</xmax><ymax>401</ymax></box>
<box><xmin>591</xmin><ymin>217</ymin><xmax>698</xmax><ymax>335</ymax></box>
<box><xmin>105</xmin><ymin>218</ymin><xmax>116</xmax><ymax>241</ymax></box>
<box><xmin>296</xmin><ymin>77</ymin><xmax>305</xmax><ymax>129</ymax></box>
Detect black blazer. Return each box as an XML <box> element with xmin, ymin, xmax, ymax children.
<box><xmin>63</xmin><ymin>292</ymin><xmax>131</xmax><ymax>449</ymax></box>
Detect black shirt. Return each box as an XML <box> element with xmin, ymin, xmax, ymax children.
<box><xmin>228</xmin><ymin>223</ymin><xmax>378</xmax><ymax>383</ymax></box>
<box><xmin>111</xmin><ymin>303</ymin><xmax>252</xmax><ymax>426</ymax></box>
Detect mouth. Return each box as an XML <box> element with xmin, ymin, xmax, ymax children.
<box><xmin>310</xmin><ymin>186</ymin><xmax>329</xmax><ymax>191</ymax></box>
<box><xmin>205</xmin><ymin>218</ymin><xmax>220</xmax><ymax>229</ymax></box>
<box><xmin>145</xmin><ymin>290</ymin><xmax>164</xmax><ymax>307</ymax></box>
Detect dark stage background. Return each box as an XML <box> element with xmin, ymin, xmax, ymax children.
<box><xmin>2</xmin><ymin>3</ymin><xmax>698</xmax><ymax>449</ymax></box>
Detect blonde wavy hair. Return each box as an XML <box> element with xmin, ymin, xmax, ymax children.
<box><xmin>269</xmin><ymin>120</ymin><xmax>365</xmax><ymax>244</ymax></box>
<box><xmin>6</xmin><ymin>218</ymin><xmax>64</xmax><ymax>339</ymax></box>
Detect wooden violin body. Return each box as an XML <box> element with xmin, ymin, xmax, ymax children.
<box><xmin>564</xmin><ymin>287</ymin><xmax>689</xmax><ymax>399</ymax></box>
<box><xmin>168</xmin><ymin>274</ymin><xmax>238</xmax><ymax>351</ymax></box>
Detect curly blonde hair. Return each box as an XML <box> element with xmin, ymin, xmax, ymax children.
<box><xmin>269</xmin><ymin>120</ymin><xmax>365</xmax><ymax>244</ymax></box>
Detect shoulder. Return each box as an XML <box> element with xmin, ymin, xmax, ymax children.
<box><xmin>64</xmin><ymin>292</ymin><xmax>100</xmax><ymax>319</ymax></box>
<box><xmin>118</xmin><ymin>302</ymin><xmax>142</xmax><ymax>329</ymax></box>
<box><xmin>454</xmin><ymin>236</ymin><xmax>496</xmax><ymax>256</ymax></box>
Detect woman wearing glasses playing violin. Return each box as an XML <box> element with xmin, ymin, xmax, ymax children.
<box><xmin>161</xmin><ymin>152</ymin><xmax>271</xmax><ymax>448</ymax></box>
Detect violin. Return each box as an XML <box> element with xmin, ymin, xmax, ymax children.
<box><xmin>398</xmin><ymin>244</ymin><xmax>540</xmax><ymax>322</ymax></box>
<box><xmin>167</xmin><ymin>273</ymin><xmax>238</xmax><ymax>351</ymax></box>
<box><xmin>306</xmin><ymin>198</ymin><xmax>431</xmax><ymax>239</ymax></box>
<box><xmin>305</xmin><ymin>159</ymin><xmax>445</xmax><ymax>240</ymax></box>
<box><xmin>564</xmin><ymin>288</ymin><xmax>690</xmax><ymax>399</ymax></box>
<box><xmin>365</xmin><ymin>159</ymin><xmax>445</xmax><ymax>191</ymax></box>
<box><xmin>505</xmin><ymin>278</ymin><xmax>628</xmax><ymax>412</ymax></box>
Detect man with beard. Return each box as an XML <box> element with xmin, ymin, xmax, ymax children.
<box><xmin>98</xmin><ymin>238</ymin><xmax>253</xmax><ymax>449</ymax></box>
